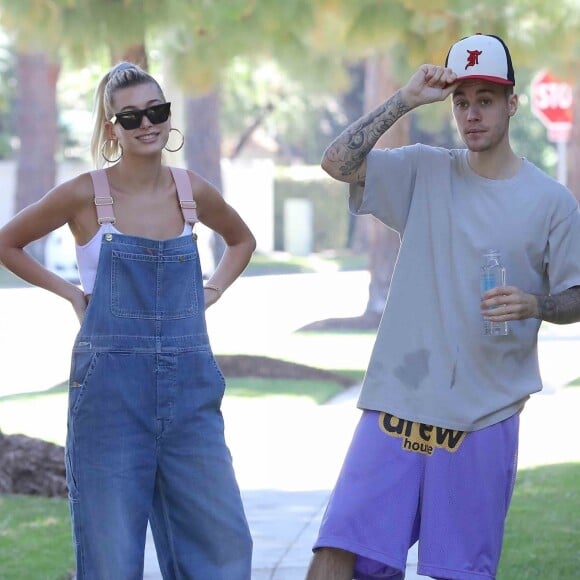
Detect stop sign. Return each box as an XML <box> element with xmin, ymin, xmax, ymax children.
<box><xmin>531</xmin><ymin>70</ymin><xmax>573</xmax><ymax>141</ymax></box>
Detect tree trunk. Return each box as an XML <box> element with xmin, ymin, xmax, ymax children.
<box><xmin>567</xmin><ymin>82</ymin><xmax>580</xmax><ymax>202</ymax></box>
<box><xmin>360</xmin><ymin>53</ymin><xmax>410</xmax><ymax>316</ymax></box>
<box><xmin>15</xmin><ymin>52</ymin><xmax>60</xmax><ymax>261</ymax></box>
<box><xmin>184</xmin><ymin>90</ymin><xmax>225</xmax><ymax>263</ymax></box>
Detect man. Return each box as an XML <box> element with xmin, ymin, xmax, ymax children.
<box><xmin>307</xmin><ymin>33</ymin><xmax>580</xmax><ymax>580</ymax></box>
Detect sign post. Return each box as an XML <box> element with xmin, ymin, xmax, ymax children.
<box><xmin>530</xmin><ymin>70</ymin><xmax>573</xmax><ymax>185</ymax></box>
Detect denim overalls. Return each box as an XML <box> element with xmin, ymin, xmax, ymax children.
<box><xmin>66</xmin><ymin>168</ymin><xmax>252</xmax><ymax>579</ymax></box>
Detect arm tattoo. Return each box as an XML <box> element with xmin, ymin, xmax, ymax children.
<box><xmin>536</xmin><ymin>286</ymin><xmax>580</xmax><ymax>324</ymax></box>
<box><xmin>324</xmin><ymin>90</ymin><xmax>411</xmax><ymax>180</ymax></box>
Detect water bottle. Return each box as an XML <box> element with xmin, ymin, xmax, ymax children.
<box><xmin>480</xmin><ymin>249</ymin><xmax>509</xmax><ymax>336</ymax></box>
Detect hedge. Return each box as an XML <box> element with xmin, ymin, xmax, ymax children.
<box><xmin>274</xmin><ymin>166</ymin><xmax>351</xmax><ymax>252</ymax></box>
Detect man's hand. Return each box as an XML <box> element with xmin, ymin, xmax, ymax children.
<box><xmin>400</xmin><ymin>65</ymin><xmax>459</xmax><ymax>109</ymax></box>
<box><xmin>482</xmin><ymin>285</ymin><xmax>580</xmax><ymax>325</ymax></box>
<box><xmin>481</xmin><ymin>286</ymin><xmax>539</xmax><ymax>322</ymax></box>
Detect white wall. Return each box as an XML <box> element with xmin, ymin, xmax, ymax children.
<box><xmin>221</xmin><ymin>158</ymin><xmax>274</xmax><ymax>253</ymax></box>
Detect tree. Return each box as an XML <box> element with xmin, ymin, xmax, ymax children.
<box><xmin>0</xmin><ymin>1</ymin><xmax>63</xmax><ymax>258</ymax></box>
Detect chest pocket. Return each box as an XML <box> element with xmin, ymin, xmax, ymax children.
<box><xmin>111</xmin><ymin>249</ymin><xmax>199</xmax><ymax>319</ymax></box>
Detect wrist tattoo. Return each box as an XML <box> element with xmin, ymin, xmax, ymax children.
<box><xmin>536</xmin><ymin>286</ymin><xmax>580</xmax><ymax>324</ymax></box>
<box><xmin>330</xmin><ymin>91</ymin><xmax>411</xmax><ymax>178</ymax></box>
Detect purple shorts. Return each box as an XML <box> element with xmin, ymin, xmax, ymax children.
<box><xmin>313</xmin><ymin>410</ymin><xmax>519</xmax><ymax>580</ymax></box>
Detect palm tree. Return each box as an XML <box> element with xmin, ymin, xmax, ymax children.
<box><xmin>0</xmin><ymin>2</ymin><xmax>63</xmax><ymax>258</ymax></box>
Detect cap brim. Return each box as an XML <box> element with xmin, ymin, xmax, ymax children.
<box><xmin>455</xmin><ymin>74</ymin><xmax>514</xmax><ymax>86</ymax></box>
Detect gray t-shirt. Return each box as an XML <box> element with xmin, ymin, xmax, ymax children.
<box><xmin>350</xmin><ymin>144</ymin><xmax>580</xmax><ymax>431</ymax></box>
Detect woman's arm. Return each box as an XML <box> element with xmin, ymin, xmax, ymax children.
<box><xmin>0</xmin><ymin>178</ymin><xmax>89</xmax><ymax>317</ymax></box>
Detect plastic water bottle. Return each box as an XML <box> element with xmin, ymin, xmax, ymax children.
<box><xmin>481</xmin><ymin>249</ymin><xmax>509</xmax><ymax>336</ymax></box>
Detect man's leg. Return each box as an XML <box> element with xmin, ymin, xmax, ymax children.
<box><xmin>306</xmin><ymin>547</ymin><xmax>356</xmax><ymax>580</ymax></box>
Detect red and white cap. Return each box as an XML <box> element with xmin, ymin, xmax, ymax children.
<box><xmin>445</xmin><ymin>33</ymin><xmax>515</xmax><ymax>86</ymax></box>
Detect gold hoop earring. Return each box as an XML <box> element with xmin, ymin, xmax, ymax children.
<box><xmin>101</xmin><ymin>139</ymin><xmax>123</xmax><ymax>164</ymax></box>
<box><xmin>164</xmin><ymin>128</ymin><xmax>184</xmax><ymax>153</ymax></box>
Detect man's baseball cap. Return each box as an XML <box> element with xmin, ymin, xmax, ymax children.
<box><xmin>445</xmin><ymin>33</ymin><xmax>515</xmax><ymax>86</ymax></box>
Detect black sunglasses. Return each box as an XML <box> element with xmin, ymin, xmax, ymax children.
<box><xmin>110</xmin><ymin>102</ymin><xmax>171</xmax><ymax>130</ymax></box>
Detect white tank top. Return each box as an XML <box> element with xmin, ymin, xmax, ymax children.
<box><xmin>75</xmin><ymin>223</ymin><xmax>192</xmax><ymax>295</ymax></box>
<box><xmin>77</xmin><ymin>167</ymin><xmax>198</xmax><ymax>295</ymax></box>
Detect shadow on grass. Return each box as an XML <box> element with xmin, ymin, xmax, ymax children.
<box><xmin>499</xmin><ymin>462</ymin><xmax>580</xmax><ymax>578</ymax></box>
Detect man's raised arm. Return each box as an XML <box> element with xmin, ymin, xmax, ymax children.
<box><xmin>320</xmin><ymin>65</ymin><xmax>459</xmax><ymax>184</ymax></box>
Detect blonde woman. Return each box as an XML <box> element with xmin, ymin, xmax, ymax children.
<box><xmin>0</xmin><ymin>62</ymin><xmax>255</xmax><ymax>579</ymax></box>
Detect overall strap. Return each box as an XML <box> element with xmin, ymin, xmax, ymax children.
<box><xmin>170</xmin><ymin>167</ymin><xmax>198</xmax><ymax>226</ymax></box>
<box><xmin>89</xmin><ymin>169</ymin><xmax>116</xmax><ymax>225</ymax></box>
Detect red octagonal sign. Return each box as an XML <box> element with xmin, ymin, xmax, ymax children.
<box><xmin>531</xmin><ymin>70</ymin><xmax>573</xmax><ymax>141</ymax></box>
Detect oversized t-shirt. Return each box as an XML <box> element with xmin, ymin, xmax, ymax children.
<box><xmin>350</xmin><ymin>144</ymin><xmax>580</xmax><ymax>431</ymax></box>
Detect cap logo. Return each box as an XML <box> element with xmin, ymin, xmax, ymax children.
<box><xmin>445</xmin><ymin>34</ymin><xmax>514</xmax><ymax>85</ymax></box>
<box><xmin>465</xmin><ymin>49</ymin><xmax>483</xmax><ymax>70</ymax></box>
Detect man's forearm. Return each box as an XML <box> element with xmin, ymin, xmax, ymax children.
<box><xmin>536</xmin><ymin>286</ymin><xmax>580</xmax><ymax>324</ymax></box>
<box><xmin>321</xmin><ymin>90</ymin><xmax>411</xmax><ymax>183</ymax></box>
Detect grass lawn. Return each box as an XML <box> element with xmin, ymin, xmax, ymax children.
<box><xmin>0</xmin><ymin>494</ymin><xmax>74</xmax><ymax>580</ymax></box>
<box><xmin>243</xmin><ymin>250</ymin><xmax>367</xmax><ymax>276</ymax></box>
<box><xmin>2</xmin><ymin>462</ymin><xmax>578</xmax><ymax>579</ymax></box>
<box><xmin>225</xmin><ymin>377</ymin><xmax>344</xmax><ymax>404</ymax></box>
<box><xmin>498</xmin><ymin>462</ymin><xmax>580</xmax><ymax>578</ymax></box>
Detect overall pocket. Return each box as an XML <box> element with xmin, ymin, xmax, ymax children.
<box><xmin>68</xmin><ymin>350</ymin><xmax>100</xmax><ymax>417</ymax></box>
<box><xmin>111</xmin><ymin>249</ymin><xmax>199</xmax><ymax>319</ymax></box>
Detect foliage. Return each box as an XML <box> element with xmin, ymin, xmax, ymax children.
<box><xmin>221</xmin><ymin>57</ymin><xmax>348</xmax><ymax>164</ymax></box>
<box><xmin>0</xmin><ymin>494</ymin><xmax>74</xmax><ymax>580</ymax></box>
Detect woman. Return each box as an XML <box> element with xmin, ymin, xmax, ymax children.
<box><xmin>0</xmin><ymin>62</ymin><xmax>255</xmax><ymax>579</ymax></box>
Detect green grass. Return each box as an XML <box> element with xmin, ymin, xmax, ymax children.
<box><xmin>226</xmin><ymin>377</ymin><xmax>342</xmax><ymax>404</ymax></box>
<box><xmin>0</xmin><ymin>494</ymin><xmax>74</xmax><ymax>580</ymax></box>
<box><xmin>498</xmin><ymin>462</ymin><xmax>580</xmax><ymax>578</ymax></box>
<box><xmin>243</xmin><ymin>250</ymin><xmax>367</xmax><ymax>276</ymax></box>
<box><xmin>566</xmin><ymin>376</ymin><xmax>580</xmax><ymax>387</ymax></box>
